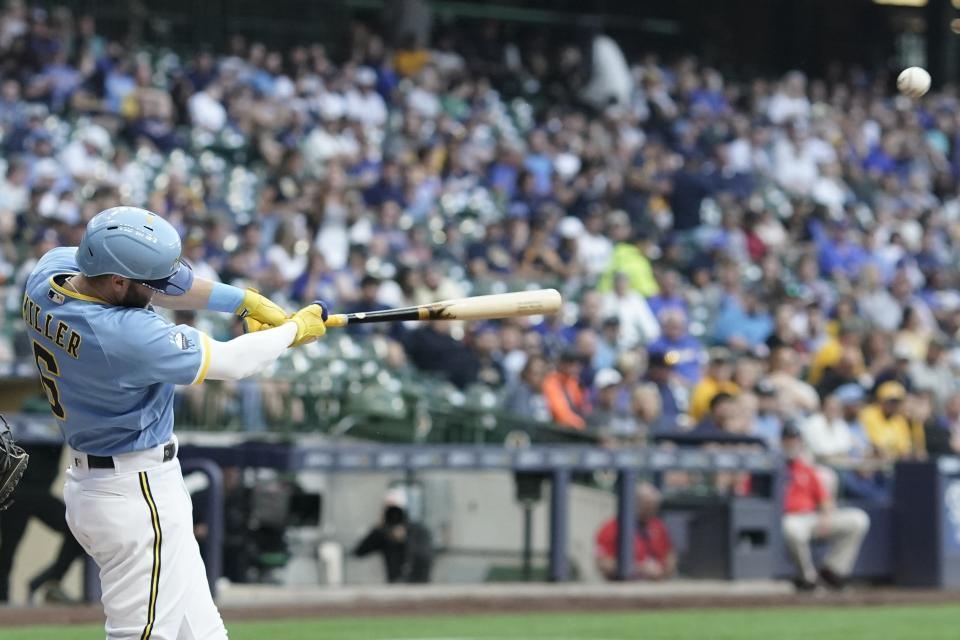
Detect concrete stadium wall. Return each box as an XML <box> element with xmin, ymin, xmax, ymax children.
<box><xmin>310</xmin><ymin>470</ymin><xmax>616</xmax><ymax>585</ymax></box>
<box><xmin>9</xmin><ymin>462</ymin><xmax>616</xmax><ymax>600</ymax></box>
<box><xmin>6</xmin><ymin>449</ymin><xmax>84</xmax><ymax>605</ymax></box>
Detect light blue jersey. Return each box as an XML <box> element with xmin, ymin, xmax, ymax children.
<box><xmin>22</xmin><ymin>247</ymin><xmax>211</xmax><ymax>455</ymax></box>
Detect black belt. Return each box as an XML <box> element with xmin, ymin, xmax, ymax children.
<box><xmin>87</xmin><ymin>442</ymin><xmax>177</xmax><ymax>469</ymax></box>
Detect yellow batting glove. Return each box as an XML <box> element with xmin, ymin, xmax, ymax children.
<box><xmin>288</xmin><ymin>302</ymin><xmax>328</xmax><ymax>347</ymax></box>
<box><xmin>243</xmin><ymin>317</ymin><xmax>273</xmax><ymax>333</ymax></box>
<box><xmin>235</xmin><ymin>289</ymin><xmax>288</xmax><ymax>327</ymax></box>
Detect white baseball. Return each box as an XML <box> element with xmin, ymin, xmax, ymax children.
<box><xmin>897</xmin><ymin>67</ymin><xmax>931</xmax><ymax>98</ymax></box>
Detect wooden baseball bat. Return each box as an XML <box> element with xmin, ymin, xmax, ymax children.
<box><xmin>324</xmin><ymin>289</ymin><xmax>562</xmax><ymax>328</ymax></box>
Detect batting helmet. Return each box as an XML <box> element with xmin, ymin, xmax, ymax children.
<box><xmin>76</xmin><ymin>206</ymin><xmax>194</xmax><ymax>295</ymax></box>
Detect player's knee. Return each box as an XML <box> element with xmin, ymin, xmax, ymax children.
<box><xmin>782</xmin><ymin>518</ymin><xmax>805</xmax><ymax>543</ymax></box>
<box><xmin>849</xmin><ymin>508</ymin><xmax>870</xmax><ymax>534</ymax></box>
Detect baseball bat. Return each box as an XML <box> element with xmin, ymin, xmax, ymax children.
<box><xmin>324</xmin><ymin>289</ymin><xmax>562</xmax><ymax>328</ymax></box>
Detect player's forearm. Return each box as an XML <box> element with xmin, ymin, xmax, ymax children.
<box><xmin>204</xmin><ymin>322</ymin><xmax>297</xmax><ymax>381</ymax></box>
<box><xmin>154</xmin><ymin>277</ymin><xmax>215</xmax><ymax>311</ymax></box>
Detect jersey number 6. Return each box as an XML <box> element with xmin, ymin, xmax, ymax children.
<box><xmin>33</xmin><ymin>341</ymin><xmax>66</xmax><ymax>420</ymax></box>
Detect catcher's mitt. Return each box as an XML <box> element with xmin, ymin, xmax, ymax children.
<box><xmin>0</xmin><ymin>415</ymin><xmax>28</xmax><ymax>511</ymax></box>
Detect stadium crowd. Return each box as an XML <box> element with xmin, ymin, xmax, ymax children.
<box><xmin>2</xmin><ymin>3</ymin><xmax>960</xmax><ymax>500</ymax></box>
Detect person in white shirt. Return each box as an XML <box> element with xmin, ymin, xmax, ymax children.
<box><xmin>801</xmin><ymin>392</ymin><xmax>863</xmax><ymax>462</ymax></box>
<box><xmin>579</xmin><ymin>208</ymin><xmax>614</xmax><ymax>280</ymax></box>
<box><xmin>406</xmin><ymin>67</ymin><xmax>441</xmax><ymax>119</ymax></box>
<box><xmin>59</xmin><ymin>125</ymin><xmax>116</xmax><ymax>184</ymax></box>
<box><xmin>600</xmin><ymin>272</ymin><xmax>660</xmax><ymax>348</ymax></box>
<box><xmin>768</xmin><ymin>346</ymin><xmax>820</xmax><ymax>418</ymax></box>
<box><xmin>345</xmin><ymin>67</ymin><xmax>387</xmax><ymax>127</ymax></box>
<box><xmin>772</xmin><ymin>121</ymin><xmax>832</xmax><ymax>197</ymax></box>
<box><xmin>726</xmin><ymin>114</ymin><xmax>773</xmax><ymax>176</ymax></box>
<box><xmin>188</xmin><ymin>83</ymin><xmax>227</xmax><ymax>132</ymax></box>
<box><xmin>265</xmin><ymin>223</ymin><xmax>307</xmax><ymax>284</ymax></box>
<box><xmin>803</xmin><ymin>385</ymin><xmax>887</xmax><ymax>502</ymax></box>
<box><xmin>766</xmin><ymin>71</ymin><xmax>811</xmax><ymax>125</ymax></box>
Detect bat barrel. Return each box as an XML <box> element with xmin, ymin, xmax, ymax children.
<box><xmin>324</xmin><ymin>289</ymin><xmax>562</xmax><ymax>328</ymax></box>
<box><xmin>426</xmin><ymin>289</ymin><xmax>562</xmax><ymax>321</ymax></box>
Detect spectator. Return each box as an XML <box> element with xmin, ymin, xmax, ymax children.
<box><xmin>692</xmin><ymin>392</ymin><xmax>739</xmax><ymax>435</ymax></box>
<box><xmin>403</xmin><ymin>322</ymin><xmax>479</xmax><ymax>389</ymax></box>
<box><xmin>924</xmin><ymin>391</ymin><xmax>960</xmax><ymax>457</ymax></box>
<box><xmin>542</xmin><ymin>351</ymin><xmax>590</xmax><ymax>430</ymax></box>
<box><xmin>751</xmin><ymin>379</ymin><xmax>784</xmax><ymax>449</ymax></box>
<box><xmin>767</xmin><ymin>71</ymin><xmax>811</xmax><ymax>125</ymax></box>
<box><xmin>265</xmin><ymin>223</ymin><xmax>308</xmax><ymax>285</ymax></box>
<box><xmin>816</xmin><ymin>342</ymin><xmax>866</xmax><ymax>398</ymax></box>
<box><xmin>577</xmin><ymin>207</ymin><xmax>614</xmax><ymax>279</ymax></box>
<box><xmin>855</xmin><ymin>263</ymin><xmax>899</xmax><ymax>333</ymax></box>
<box><xmin>910</xmin><ymin>337</ymin><xmax>955</xmax><ymax>411</ymax></box>
<box><xmin>781</xmin><ymin>423</ymin><xmax>870</xmax><ymax>591</ymax></box>
<box><xmin>394</xmin><ymin>33</ymin><xmax>430</xmax><ymax>78</ymax></box>
<box><xmin>3</xmin><ymin>4</ymin><xmax>960</xmax><ymax>471</ymax></box>
<box><xmin>594</xmin><ymin>483</ymin><xmax>676</xmax><ymax>581</ymax></box>
<box><xmin>587</xmin><ymin>368</ymin><xmax>636</xmax><ymax>441</ymax></box>
<box><xmin>816</xmin><ymin>219</ymin><xmax>868</xmax><ymax>282</ymax></box>
<box><xmin>503</xmin><ymin>355</ymin><xmax>551</xmax><ymax>422</ymax></box>
<box><xmin>345</xmin><ymin>67</ymin><xmax>387</xmax><ymax>127</ymax></box>
<box><xmin>859</xmin><ymin>381</ymin><xmax>924</xmax><ymax>460</ymax></box>
<box><xmin>571</xmin><ymin>328</ymin><xmax>600</xmax><ymax>387</ymax></box>
<box><xmin>872</xmin><ymin>345</ymin><xmax>917</xmax><ymax>395</ymax></box>
<box><xmin>712</xmin><ymin>288</ymin><xmax>773</xmax><ymax>352</ymax></box>
<box><xmin>598</xmin><ymin>231</ymin><xmax>659</xmax><ymax>298</ymax></box>
<box><xmin>343</xmin><ymin>275</ymin><xmax>391</xmax><ymax>337</ymax></box>
<box><xmin>688</xmin><ymin>347</ymin><xmax>739</xmax><ymax>421</ymax></box>
<box><xmin>647</xmin><ymin>269</ymin><xmax>688</xmax><ymax>319</ymax></box>
<box><xmin>808</xmin><ymin>322</ymin><xmax>864</xmax><ymax>387</ymax></box>
<box><xmin>600</xmin><ymin>272</ymin><xmax>660</xmax><ymax>348</ymax></box>
<box><xmin>188</xmin><ymin>82</ymin><xmax>227</xmax><ymax>132</ymax></box>
<box><xmin>644</xmin><ymin>350</ymin><xmax>683</xmax><ymax>429</ymax></box>
<box><xmin>632</xmin><ymin>383</ymin><xmax>668</xmax><ymax>437</ymax></box>
<box><xmin>767</xmin><ymin>346</ymin><xmax>820</xmax><ymax>418</ymax></box>
<box><xmin>471</xmin><ymin>325</ymin><xmax>506</xmax><ymax>388</ymax></box>
<box><xmin>593</xmin><ymin>317</ymin><xmax>620</xmax><ymax>370</ymax></box>
<box><xmin>802</xmin><ymin>386</ymin><xmax>870</xmax><ymax>463</ymax></box>
<box><xmin>413</xmin><ymin>264</ymin><xmax>465</xmax><ymax>307</ymax></box>
<box><xmin>647</xmin><ymin>308</ymin><xmax>704</xmax><ymax>385</ymax></box>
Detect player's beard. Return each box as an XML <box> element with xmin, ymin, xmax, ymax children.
<box><xmin>119</xmin><ymin>284</ymin><xmax>153</xmax><ymax>308</ymax></box>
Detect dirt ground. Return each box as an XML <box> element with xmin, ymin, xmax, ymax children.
<box><xmin>0</xmin><ymin>587</ymin><xmax>958</xmax><ymax>628</ymax></box>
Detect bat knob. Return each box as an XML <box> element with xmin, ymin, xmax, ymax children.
<box><xmin>310</xmin><ymin>300</ymin><xmax>329</xmax><ymax>322</ymax></box>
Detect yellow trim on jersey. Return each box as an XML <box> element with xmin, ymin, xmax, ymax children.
<box><xmin>138</xmin><ymin>471</ymin><xmax>162</xmax><ymax>640</ymax></box>
<box><xmin>193</xmin><ymin>333</ymin><xmax>212</xmax><ymax>385</ymax></box>
<box><xmin>49</xmin><ymin>274</ymin><xmax>108</xmax><ymax>304</ymax></box>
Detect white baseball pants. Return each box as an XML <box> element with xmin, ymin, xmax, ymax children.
<box><xmin>63</xmin><ymin>442</ymin><xmax>227</xmax><ymax>639</ymax></box>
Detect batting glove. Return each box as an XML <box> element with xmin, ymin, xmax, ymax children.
<box><xmin>288</xmin><ymin>301</ymin><xmax>329</xmax><ymax>347</ymax></box>
<box><xmin>235</xmin><ymin>288</ymin><xmax>288</xmax><ymax>329</ymax></box>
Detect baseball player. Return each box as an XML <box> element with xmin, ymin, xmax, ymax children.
<box><xmin>21</xmin><ymin>206</ymin><xmax>327</xmax><ymax>639</ymax></box>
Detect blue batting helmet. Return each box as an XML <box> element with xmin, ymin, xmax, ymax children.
<box><xmin>76</xmin><ymin>206</ymin><xmax>194</xmax><ymax>295</ymax></box>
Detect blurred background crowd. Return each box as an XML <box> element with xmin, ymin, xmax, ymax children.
<box><xmin>2</xmin><ymin>0</ymin><xmax>960</xmax><ymax>499</ymax></box>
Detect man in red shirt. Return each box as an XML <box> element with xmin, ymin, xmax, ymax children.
<box><xmin>595</xmin><ymin>483</ymin><xmax>676</xmax><ymax>581</ymax></box>
<box><xmin>781</xmin><ymin>423</ymin><xmax>870</xmax><ymax>591</ymax></box>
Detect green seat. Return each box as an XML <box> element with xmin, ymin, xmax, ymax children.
<box><xmin>338</xmin><ymin>384</ymin><xmax>415</xmax><ymax>443</ymax></box>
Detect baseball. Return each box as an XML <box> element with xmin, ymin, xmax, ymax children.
<box><xmin>897</xmin><ymin>66</ymin><xmax>931</xmax><ymax>98</ymax></box>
